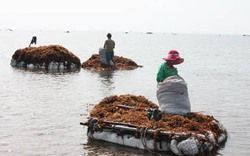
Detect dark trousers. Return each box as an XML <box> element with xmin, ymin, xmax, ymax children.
<box><xmin>106</xmin><ymin>51</ymin><xmax>114</xmax><ymax>65</ymax></box>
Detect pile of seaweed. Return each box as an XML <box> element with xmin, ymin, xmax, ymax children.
<box><xmin>11</xmin><ymin>45</ymin><xmax>81</xmax><ymax>69</ymax></box>
<box><xmin>89</xmin><ymin>94</ymin><xmax>223</xmax><ymax>136</ymax></box>
<box><xmin>82</xmin><ymin>54</ymin><xmax>142</xmax><ymax>71</ymax></box>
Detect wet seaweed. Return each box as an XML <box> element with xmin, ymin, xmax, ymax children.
<box><xmin>89</xmin><ymin>94</ymin><xmax>224</xmax><ymax>137</ymax></box>
<box><xmin>81</xmin><ymin>54</ymin><xmax>142</xmax><ymax>71</ymax></box>
<box><xmin>12</xmin><ymin>45</ymin><xmax>81</xmax><ymax>69</ymax></box>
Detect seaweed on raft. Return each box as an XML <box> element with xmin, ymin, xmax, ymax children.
<box><xmin>89</xmin><ymin>94</ymin><xmax>224</xmax><ymax>136</ymax></box>
<box><xmin>11</xmin><ymin>45</ymin><xmax>81</xmax><ymax>69</ymax></box>
<box><xmin>81</xmin><ymin>54</ymin><xmax>142</xmax><ymax>71</ymax></box>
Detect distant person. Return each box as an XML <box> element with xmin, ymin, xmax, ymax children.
<box><xmin>29</xmin><ymin>36</ymin><xmax>37</xmax><ymax>47</ymax></box>
<box><xmin>103</xmin><ymin>33</ymin><xmax>115</xmax><ymax>66</ymax></box>
<box><xmin>156</xmin><ymin>50</ymin><xmax>184</xmax><ymax>83</ymax></box>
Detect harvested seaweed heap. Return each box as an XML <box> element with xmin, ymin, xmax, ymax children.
<box><xmin>81</xmin><ymin>54</ymin><xmax>142</xmax><ymax>71</ymax></box>
<box><xmin>11</xmin><ymin>45</ymin><xmax>81</xmax><ymax>71</ymax></box>
<box><xmin>81</xmin><ymin>94</ymin><xmax>227</xmax><ymax>156</ymax></box>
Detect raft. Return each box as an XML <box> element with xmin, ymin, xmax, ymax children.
<box><xmin>81</xmin><ymin>94</ymin><xmax>227</xmax><ymax>156</ymax></box>
<box><xmin>81</xmin><ymin>54</ymin><xmax>142</xmax><ymax>71</ymax></box>
<box><xmin>10</xmin><ymin>45</ymin><xmax>81</xmax><ymax>71</ymax></box>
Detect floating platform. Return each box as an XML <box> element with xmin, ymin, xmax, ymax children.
<box><xmin>11</xmin><ymin>45</ymin><xmax>81</xmax><ymax>71</ymax></box>
<box><xmin>81</xmin><ymin>94</ymin><xmax>227</xmax><ymax>156</ymax></box>
<box><xmin>81</xmin><ymin>54</ymin><xmax>142</xmax><ymax>71</ymax></box>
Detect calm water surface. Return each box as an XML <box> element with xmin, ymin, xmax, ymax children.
<box><xmin>0</xmin><ymin>31</ymin><xmax>250</xmax><ymax>155</ymax></box>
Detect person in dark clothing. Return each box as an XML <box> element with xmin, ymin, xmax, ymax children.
<box><xmin>103</xmin><ymin>33</ymin><xmax>115</xmax><ymax>65</ymax></box>
<box><xmin>29</xmin><ymin>36</ymin><xmax>37</xmax><ymax>47</ymax></box>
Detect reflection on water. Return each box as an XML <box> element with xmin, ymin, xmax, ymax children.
<box><xmin>83</xmin><ymin>138</ymin><xmax>227</xmax><ymax>156</ymax></box>
<box><xmin>98</xmin><ymin>70</ymin><xmax>115</xmax><ymax>97</ymax></box>
<box><xmin>98</xmin><ymin>70</ymin><xmax>114</xmax><ymax>86</ymax></box>
<box><xmin>12</xmin><ymin>66</ymin><xmax>81</xmax><ymax>75</ymax></box>
<box><xmin>84</xmin><ymin>139</ymin><xmax>174</xmax><ymax>156</ymax></box>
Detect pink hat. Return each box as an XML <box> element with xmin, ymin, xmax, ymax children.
<box><xmin>163</xmin><ymin>50</ymin><xmax>184</xmax><ymax>65</ymax></box>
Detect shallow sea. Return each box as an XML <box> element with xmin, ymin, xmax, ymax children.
<box><xmin>0</xmin><ymin>30</ymin><xmax>250</xmax><ymax>156</ymax></box>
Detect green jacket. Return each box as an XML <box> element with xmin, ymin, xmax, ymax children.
<box><xmin>156</xmin><ymin>62</ymin><xmax>178</xmax><ymax>82</ymax></box>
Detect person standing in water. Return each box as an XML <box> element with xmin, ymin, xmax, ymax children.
<box><xmin>103</xmin><ymin>33</ymin><xmax>115</xmax><ymax>66</ymax></box>
<box><xmin>156</xmin><ymin>50</ymin><xmax>184</xmax><ymax>83</ymax></box>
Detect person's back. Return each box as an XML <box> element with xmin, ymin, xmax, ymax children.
<box><xmin>104</xmin><ymin>39</ymin><xmax>115</xmax><ymax>52</ymax></box>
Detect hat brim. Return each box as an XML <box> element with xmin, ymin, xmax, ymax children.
<box><xmin>163</xmin><ymin>57</ymin><xmax>184</xmax><ymax>65</ymax></box>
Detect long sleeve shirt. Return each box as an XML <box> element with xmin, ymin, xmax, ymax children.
<box><xmin>156</xmin><ymin>62</ymin><xmax>178</xmax><ymax>83</ymax></box>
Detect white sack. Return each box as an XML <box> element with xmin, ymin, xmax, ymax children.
<box><xmin>157</xmin><ymin>76</ymin><xmax>191</xmax><ymax>114</ymax></box>
<box><xmin>99</xmin><ymin>48</ymin><xmax>108</xmax><ymax>64</ymax></box>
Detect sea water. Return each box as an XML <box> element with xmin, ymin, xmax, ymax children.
<box><xmin>1</xmin><ymin>30</ymin><xmax>250</xmax><ymax>155</ymax></box>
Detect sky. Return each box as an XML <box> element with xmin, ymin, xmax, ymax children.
<box><xmin>0</xmin><ymin>0</ymin><xmax>250</xmax><ymax>34</ymax></box>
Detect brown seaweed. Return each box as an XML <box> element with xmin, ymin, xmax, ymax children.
<box><xmin>89</xmin><ymin>94</ymin><xmax>224</xmax><ymax>136</ymax></box>
<box><xmin>12</xmin><ymin>45</ymin><xmax>81</xmax><ymax>69</ymax></box>
<box><xmin>81</xmin><ymin>54</ymin><xmax>142</xmax><ymax>71</ymax></box>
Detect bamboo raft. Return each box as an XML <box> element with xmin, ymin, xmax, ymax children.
<box><xmin>81</xmin><ymin>94</ymin><xmax>227</xmax><ymax>156</ymax></box>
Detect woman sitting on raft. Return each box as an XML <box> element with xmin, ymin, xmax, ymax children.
<box><xmin>156</xmin><ymin>50</ymin><xmax>190</xmax><ymax>116</ymax></box>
